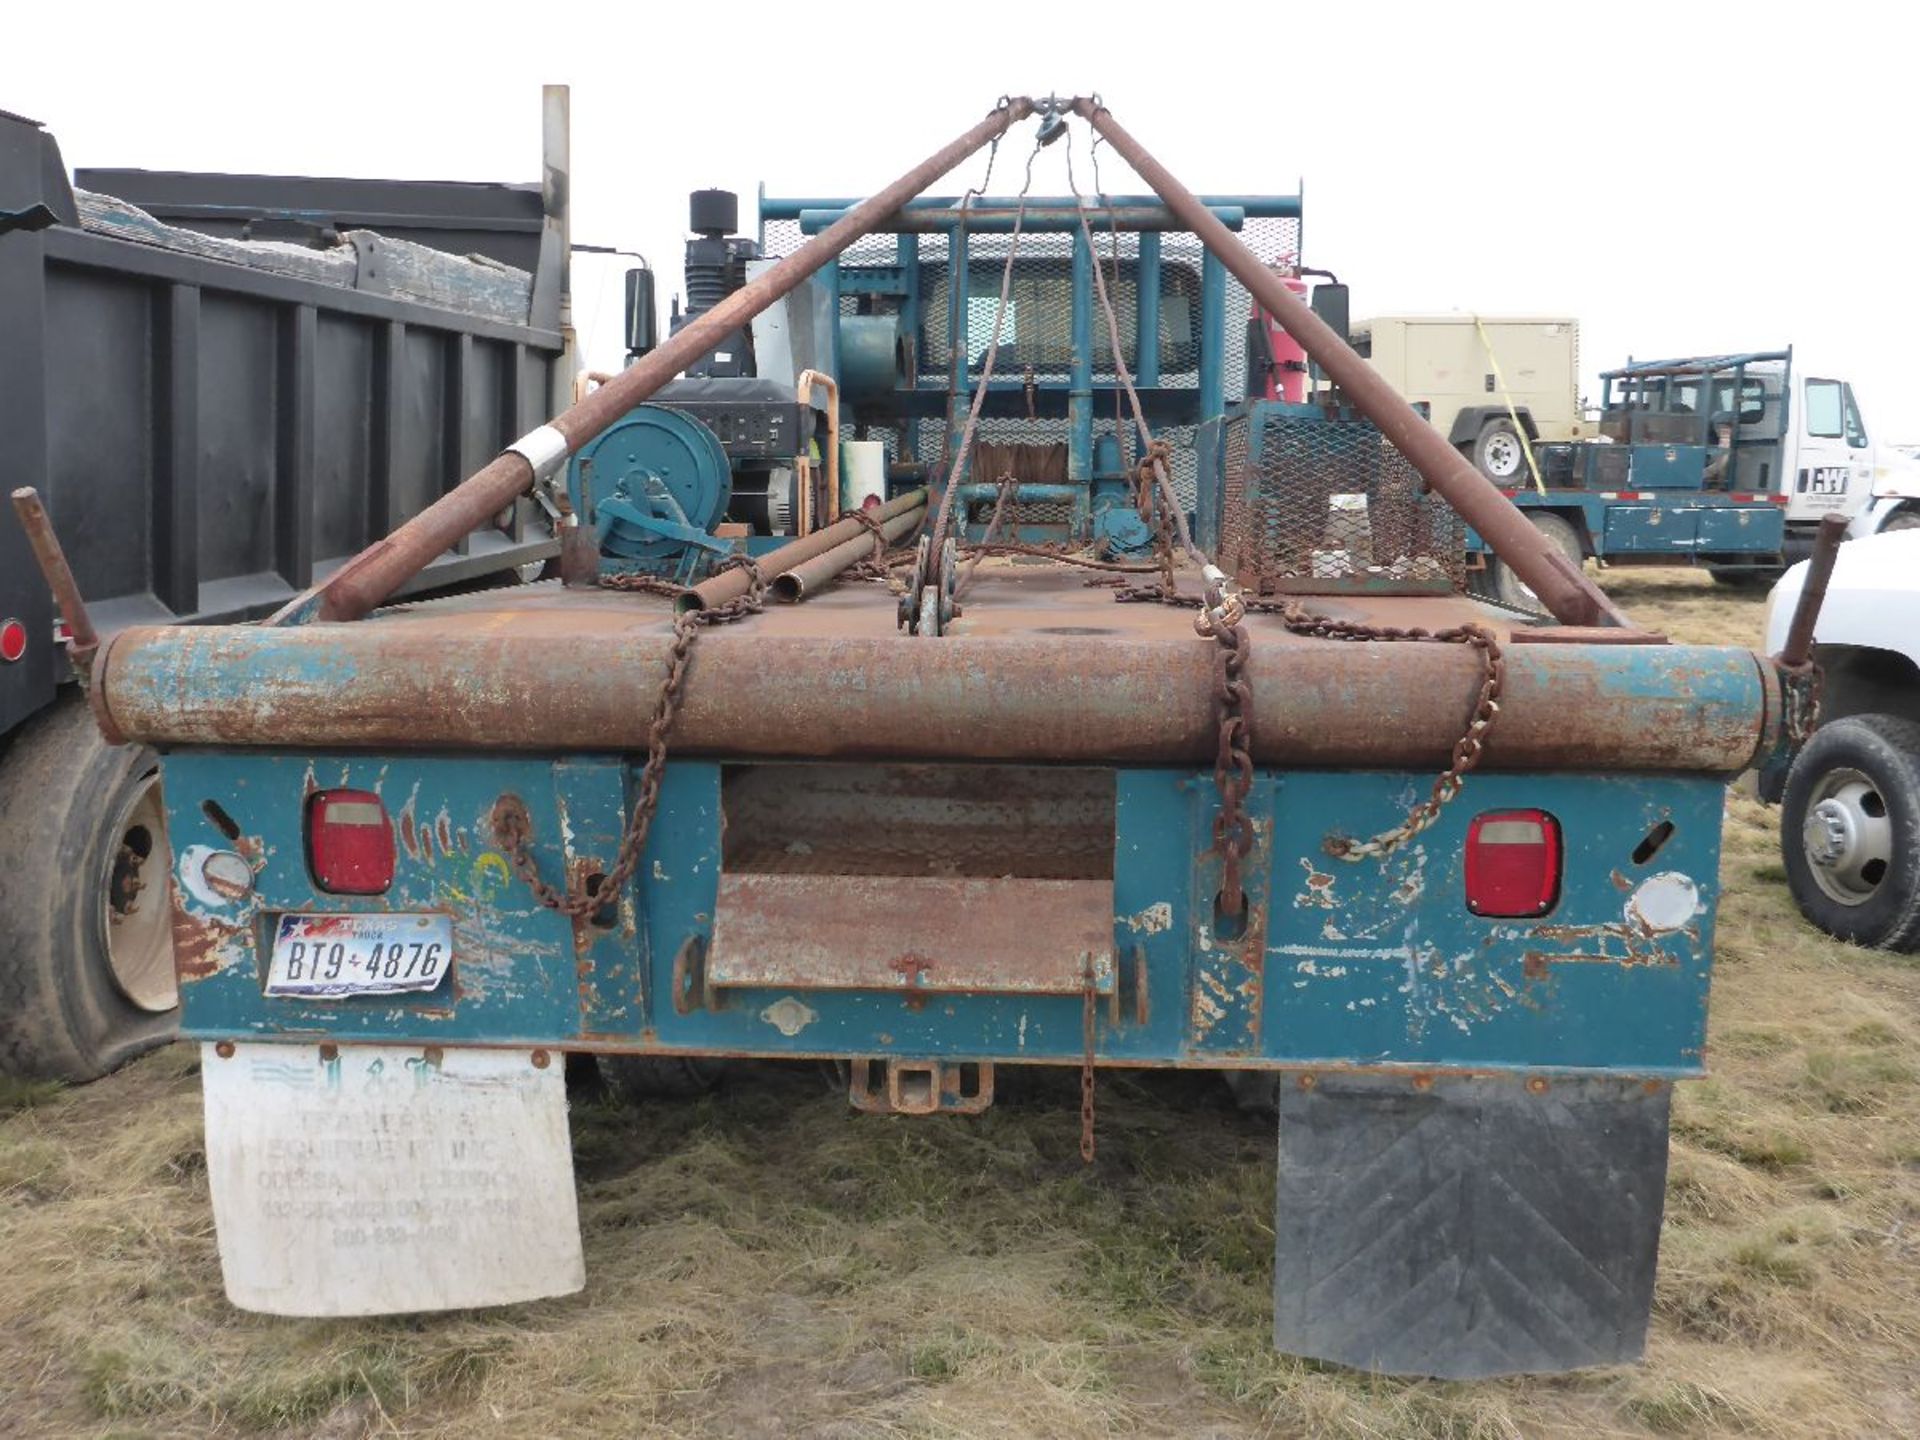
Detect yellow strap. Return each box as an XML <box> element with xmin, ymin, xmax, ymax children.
<box><xmin>1473</xmin><ymin>315</ymin><xmax>1547</xmax><ymax>496</ymax></box>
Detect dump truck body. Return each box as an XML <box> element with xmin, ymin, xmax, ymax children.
<box><xmin>0</xmin><ymin>99</ymin><xmax>570</xmax><ymax>1084</ymax></box>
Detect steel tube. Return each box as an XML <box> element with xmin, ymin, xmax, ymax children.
<box><xmin>1070</xmin><ymin>101</ymin><xmax>1628</xmax><ymax>630</ymax></box>
<box><xmin>796</xmin><ymin>204</ymin><xmax>1246</xmax><ymax>234</ymax></box>
<box><xmin>761</xmin><ymin>194</ymin><xmax>1303</xmax><ymax>220</ymax></box>
<box><xmin>684</xmin><ymin>488</ymin><xmax>927</xmax><ymax>612</ymax></box>
<box><xmin>771</xmin><ymin>505</ymin><xmax>925</xmax><ymax>601</ymax></box>
<box><xmin>9</xmin><ymin>487</ymin><xmax>99</xmax><ymax>669</ymax></box>
<box><xmin>1777</xmin><ymin>513</ymin><xmax>1849</xmax><ymax>668</ymax></box>
<box><xmin>95</xmin><ymin>623</ymin><xmax>1774</xmax><ymax>774</ymax></box>
<box><xmin>283</xmin><ymin>101</ymin><xmax>1032</xmax><ymax>625</ymax></box>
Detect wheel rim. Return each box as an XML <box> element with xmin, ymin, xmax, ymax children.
<box><xmin>1482</xmin><ymin>432</ymin><xmax>1523</xmax><ymax>479</ymax></box>
<box><xmin>101</xmin><ymin>769</ymin><xmax>179</xmax><ymax>1012</ymax></box>
<box><xmin>1800</xmin><ymin>766</ymin><xmax>1894</xmax><ymax>908</ymax></box>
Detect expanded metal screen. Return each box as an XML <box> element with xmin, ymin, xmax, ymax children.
<box><xmin>1219</xmin><ymin>413</ymin><xmax>1464</xmax><ymax>594</ymax></box>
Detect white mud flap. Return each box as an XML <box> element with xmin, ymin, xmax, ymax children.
<box><xmin>203</xmin><ymin>1042</ymin><xmax>584</xmax><ymax>1316</ymax></box>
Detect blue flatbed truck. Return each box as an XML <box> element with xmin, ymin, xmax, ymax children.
<box><xmin>1467</xmin><ymin>349</ymin><xmax>1916</xmax><ymax>608</ymax></box>
<box><xmin>18</xmin><ymin>97</ymin><xmax>1818</xmax><ymax>1380</ymax></box>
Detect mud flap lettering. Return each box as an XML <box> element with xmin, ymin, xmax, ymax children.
<box><xmin>203</xmin><ymin>1042</ymin><xmax>583</xmax><ymax>1316</ymax></box>
<box><xmin>1272</xmin><ymin>1072</ymin><xmax>1670</xmax><ymax>1379</ymax></box>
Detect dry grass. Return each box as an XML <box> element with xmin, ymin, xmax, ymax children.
<box><xmin>3</xmin><ymin>569</ymin><xmax>1919</xmax><ymax>1438</ymax></box>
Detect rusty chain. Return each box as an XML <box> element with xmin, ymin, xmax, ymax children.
<box><xmin>1118</xmin><ymin>584</ymin><xmax>1506</xmax><ymax>864</ymax></box>
<box><xmin>496</xmin><ymin>560</ymin><xmax>768</xmax><ymax>916</ymax></box>
<box><xmin>1081</xmin><ymin>957</ymin><xmax>1098</xmax><ymax>1164</ymax></box>
<box><xmin>1207</xmin><ymin>621</ymin><xmax>1256</xmax><ymax>914</ymax></box>
<box><xmin>1779</xmin><ymin>659</ymin><xmax>1823</xmax><ymax>745</ymax></box>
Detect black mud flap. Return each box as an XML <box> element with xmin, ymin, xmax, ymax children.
<box><xmin>1272</xmin><ymin>1073</ymin><xmax>1670</xmax><ymax>1380</ymax></box>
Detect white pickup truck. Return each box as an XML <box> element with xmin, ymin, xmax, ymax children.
<box><xmin>1765</xmin><ymin>529</ymin><xmax>1920</xmax><ymax>949</ymax></box>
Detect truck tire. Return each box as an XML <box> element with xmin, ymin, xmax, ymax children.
<box><xmin>0</xmin><ymin>695</ymin><xmax>180</xmax><ymax>1081</ymax></box>
<box><xmin>1708</xmin><ymin>567</ymin><xmax>1779</xmax><ymax>588</ymax></box>
<box><xmin>1491</xmin><ymin>512</ymin><xmax>1583</xmax><ymax>614</ymax></box>
<box><xmin>1881</xmin><ymin>506</ymin><xmax>1920</xmax><ymax>534</ymax></box>
<box><xmin>1471</xmin><ymin>419</ymin><xmax>1527</xmax><ymax>484</ymax></box>
<box><xmin>1780</xmin><ymin>714</ymin><xmax>1920</xmax><ymax>951</ymax></box>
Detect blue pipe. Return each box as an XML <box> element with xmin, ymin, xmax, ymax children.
<box><xmin>765</xmin><ymin>194</ymin><xmax>1300</xmax><ymax>220</ymax></box>
<box><xmin>945</xmin><ymin>223</ymin><xmax>970</xmax><ymax>470</ymax></box>
<box><xmin>1136</xmin><ymin>231</ymin><xmax>1162</xmax><ymax>389</ymax></box>
<box><xmin>1070</xmin><ymin>226</ymin><xmax>1093</xmax><ymax>486</ymax></box>
<box><xmin>1200</xmin><ymin>250</ymin><xmax>1225</xmax><ymax>422</ymax></box>
<box><xmin>795</xmin><ymin>205</ymin><xmax>1246</xmax><ymax>235</ymax></box>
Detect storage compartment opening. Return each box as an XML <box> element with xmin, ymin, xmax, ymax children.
<box><xmin>720</xmin><ymin>764</ymin><xmax>1116</xmax><ymax>879</ymax></box>
<box><xmin>709</xmin><ymin>765</ymin><xmax>1119</xmax><ymax>1000</ymax></box>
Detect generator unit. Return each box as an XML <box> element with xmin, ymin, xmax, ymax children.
<box><xmin>570</xmin><ymin>193</ymin><xmax>824</xmax><ymax>582</ymax></box>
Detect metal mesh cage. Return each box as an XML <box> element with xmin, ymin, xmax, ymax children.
<box><xmin>763</xmin><ymin>207</ymin><xmax>1302</xmax><ymax>515</ymax></box>
<box><xmin>1219</xmin><ymin>412</ymin><xmax>1464</xmax><ymax>594</ymax></box>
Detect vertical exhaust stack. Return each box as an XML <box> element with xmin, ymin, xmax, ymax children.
<box><xmin>274</xmin><ymin>99</ymin><xmax>1035</xmax><ymax>627</ymax></box>
<box><xmin>1069</xmin><ymin>99</ymin><xmax>1629</xmax><ymax>630</ymax></box>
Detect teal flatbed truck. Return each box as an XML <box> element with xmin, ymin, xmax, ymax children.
<box><xmin>1469</xmin><ymin>349</ymin><xmax>1919</xmax><ymax>608</ymax></box>
<box><xmin>15</xmin><ymin>96</ymin><xmax>1822</xmax><ymax>1381</ymax></box>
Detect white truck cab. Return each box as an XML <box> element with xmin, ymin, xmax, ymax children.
<box><xmin>1786</xmin><ymin>373</ymin><xmax>1920</xmax><ymax>535</ymax></box>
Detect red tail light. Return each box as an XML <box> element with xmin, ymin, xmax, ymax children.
<box><xmin>1465</xmin><ymin>809</ymin><xmax>1561</xmax><ymax>917</ymax></box>
<box><xmin>307</xmin><ymin>789</ymin><xmax>396</xmax><ymax>894</ymax></box>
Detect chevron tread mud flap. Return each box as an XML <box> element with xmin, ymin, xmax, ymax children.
<box><xmin>1272</xmin><ymin>1072</ymin><xmax>1671</xmax><ymax>1379</ymax></box>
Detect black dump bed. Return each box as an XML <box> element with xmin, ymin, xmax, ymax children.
<box><xmin>0</xmin><ymin>108</ymin><xmax>570</xmax><ymax>734</ymax></box>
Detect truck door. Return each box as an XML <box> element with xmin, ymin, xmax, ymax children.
<box><xmin>1789</xmin><ymin>377</ymin><xmax>1873</xmax><ymax>522</ymax></box>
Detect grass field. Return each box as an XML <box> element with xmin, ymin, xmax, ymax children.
<box><xmin>3</xmin><ymin>570</ymin><xmax>1917</xmax><ymax>1438</ymax></box>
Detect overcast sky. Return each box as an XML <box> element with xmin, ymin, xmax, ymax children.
<box><xmin>10</xmin><ymin>2</ymin><xmax>1918</xmax><ymax>438</ymax></box>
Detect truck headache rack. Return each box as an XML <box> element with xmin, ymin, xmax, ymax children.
<box><xmin>29</xmin><ymin>95</ymin><xmax>1816</xmax><ymax>1381</ymax></box>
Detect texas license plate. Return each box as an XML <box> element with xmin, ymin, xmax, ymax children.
<box><xmin>266</xmin><ymin>913</ymin><xmax>453</xmax><ymax>997</ymax></box>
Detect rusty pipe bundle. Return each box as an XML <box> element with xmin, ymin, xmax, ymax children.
<box><xmin>279</xmin><ymin>103</ymin><xmax>1031</xmax><ymax>626</ymax></box>
<box><xmin>772</xmin><ymin>505</ymin><xmax>925</xmax><ymax>601</ymax></box>
<box><xmin>1069</xmin><ymin>100</ymin><xmax>1627</xmax><ymax>631</ymax></box>
<box><xmin>684</xmin><ymin>488</ymin><xmax>926</xmax><ymax>612</ymax></box>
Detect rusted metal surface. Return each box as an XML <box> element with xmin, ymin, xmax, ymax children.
<box><xmin>9</xmin><ymin>486</ymin><xmax>99</xmax><ymax>671</ymax></box>
<box><xmin>96</xmin><ymin>565</ymin><xmax>1777</xmax><ymax>772</ymax></box>
<box><xmin>686</xmin><ymin>487</ymin><xmax>927</xmax><ymax>611</ymax></box>
<box><xmin>848</xmin><ymin>1059</ymin><xmax>994</xmax><ymax>1115</ymax></box>
<box><xmin>771</xmin><ymin>503</ymin><xmax>924</xmax><ymax>601</ymax></box>
<box><xmin>707</xmin><ymin>873</ymin><xmax>1116</xmax><ymax>996</ymax></box>
<box><xmin>1069</xmin><ymin>100</ymin><xmax>1628</xmax><ymax>632</ymax></box>
<box><xmin>279</xmin><ymin>100</ymin><xmax>1029</xmax><ymax>625</ymax></box>
<box><xmin>722</xmin><ymin>763</ymin><xmax>1114</xmax><ymax>879</ymax></box>
<box><xmin>1776</xmin><ymin>512</ymin><xmax>1849</xmax><ymax>669</ymax></box>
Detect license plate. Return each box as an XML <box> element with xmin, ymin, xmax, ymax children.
<box><xmin>266</xmin><ymin>913</ymin><xmax>453</xmax><ymax>997</ymax></box>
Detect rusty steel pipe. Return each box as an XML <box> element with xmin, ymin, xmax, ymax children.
<box><xmin>684</xmin><ymin>487</ymin><xmax>927</xmax><ymax>612</ymax></box>
<box><xmin>772</xmin><ymin>504</ymin><xmax>925</xmax><ymax>601</ymax></box>
<box><xmin>1070</xmin><ymin>100</ymin><xmax>1628</xmax><ymax>630</ymax></box>
<box><xmin>94</xmin><ymin>620</ymin><xmax>1777</xmax><ymax>774</ymax></box>
<box><xmin>1776</xmin><ymin>513</ymin><xmax>1849</xmax><ymax>669</ymax></box>
<box><xmin>9</xmin><ymin>487</ymin><xmax>100</xmax><ymax>673</ymax></box>
<box><xmin>280</xmin><ymin>101</ymin><xmax>1032</xmax><ymax>626</ymax></box>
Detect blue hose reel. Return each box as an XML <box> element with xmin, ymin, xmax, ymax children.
<box><xmin>568</xmin><ymin>405</ymin><xmax>735</xmax><ymax>581</ymax></box>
